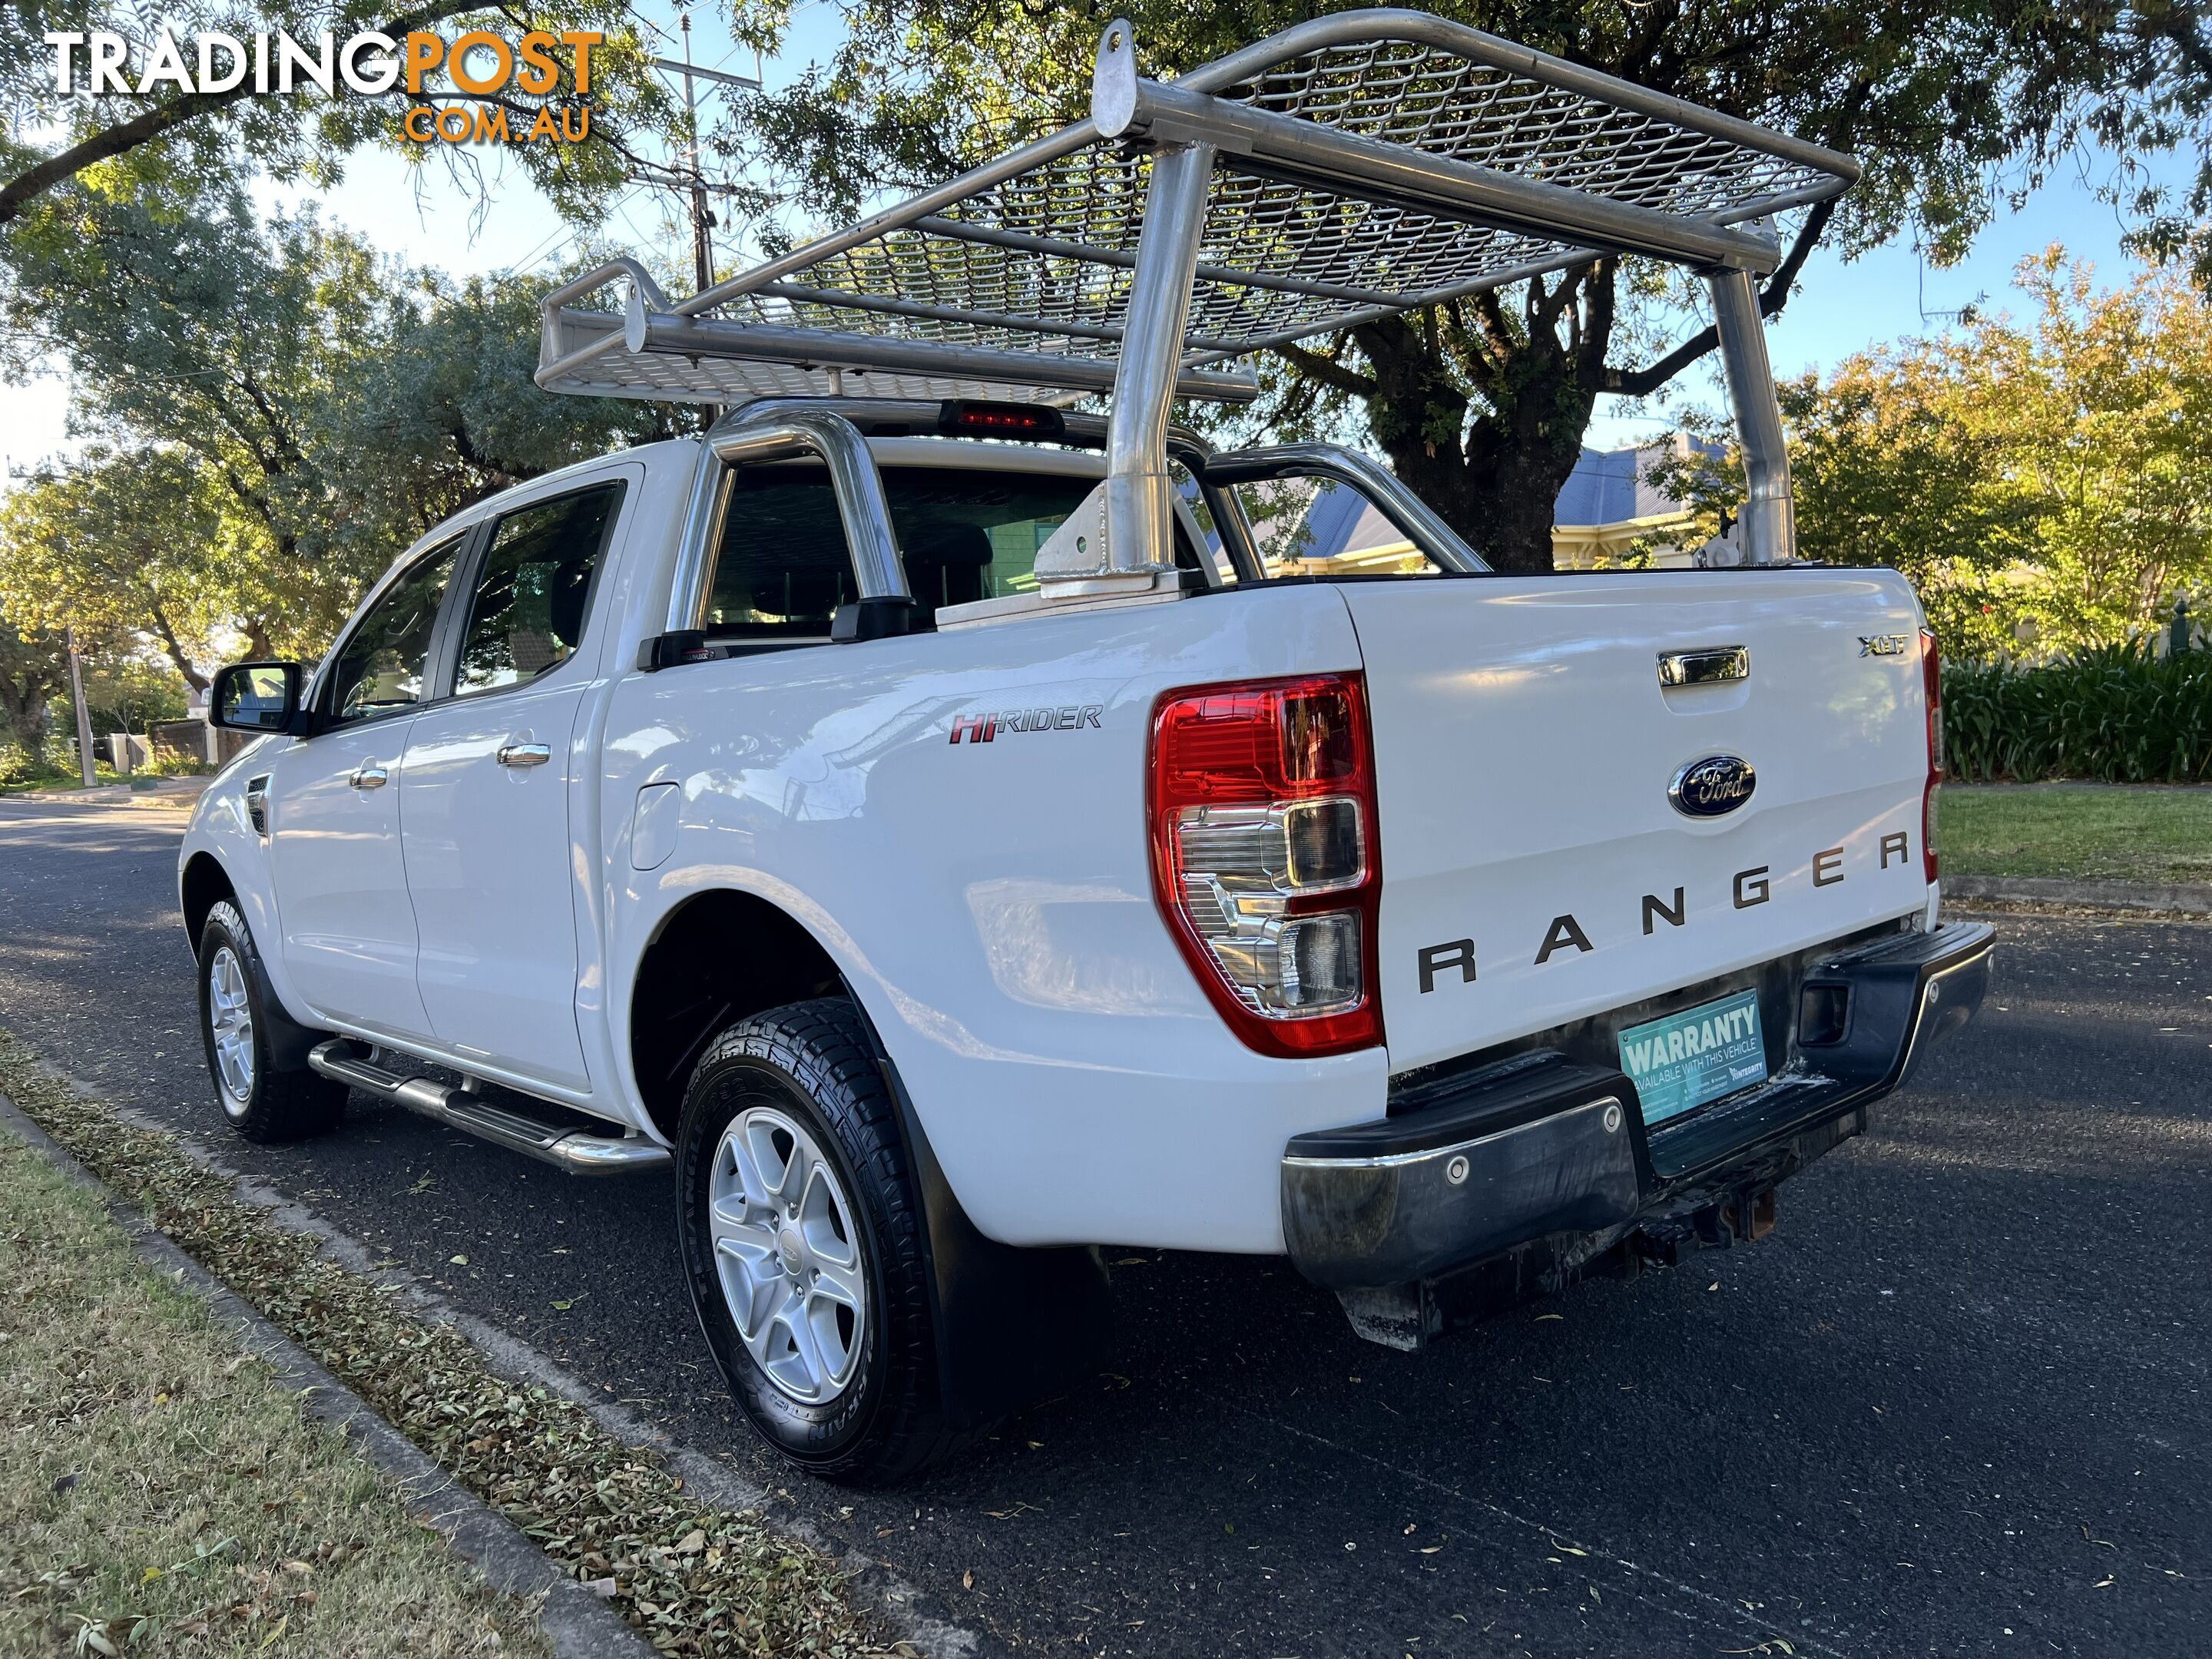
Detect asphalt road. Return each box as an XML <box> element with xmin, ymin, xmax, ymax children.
<box><xmin>2</xmin><ymin>796</ymin><xmax>2206</xmax><ymax>1657</ymax></box>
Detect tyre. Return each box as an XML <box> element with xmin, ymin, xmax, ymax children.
<box><xmin>674</xmin><ymin>997</ymin><xmax>958</xmax><ymax>1484</ymax></box>
<box><xmin>197</xmin><ymin>899</ymin><xmax>346</xmax><ymax>1144</ymax></box>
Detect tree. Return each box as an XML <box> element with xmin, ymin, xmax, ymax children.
<box><xmin>2</xmin><ymin>2</ymin><xmax>676</xmax><ymax>234</ymax></box>
<box><xmin>725</xmin><ymin>0</ymin><xmax>2212</xmax><ymax>571</ymax></box>
<box><xmin>0</xmin><ymin>183</ymin><xmax>696</xmax><ymax>664</ymax></box>
<box><xmin>0</xmin><ymin>446</ymin><xmax>233</xmax><ymax>689</ymax></box>
<box><xmin>1657</xmin><ymin>248</ymin><xmax>2212</xmax><ymax>655</ymax></box>
<box><xmin>0</xmin><ymin>618</ymin><xmax>71</xmax><ymax>755</ymax></box>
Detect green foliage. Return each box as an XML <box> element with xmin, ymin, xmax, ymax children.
<box><xmin>1654</xmin><ymin>249</ymin><xmax>2212</xmax><ymax>657</ymax></box>
<box><xmin>1942</xmin><ymin>643</ymin><xmax>2212</xmax><ymax>783</ymax></box>
<box><xmin>0</xmin><ymin>616</ymin><xmax>71</xmax><ymax>752</ymax></box>
<box><xmin>2</xmin><ymin>2</ymin><xmax>674</xmax><ymax>235</ymax></box>
<box><xmin>0</xmin><ymin>181</ymin><xmax>694</xmax><ymax>671</ymax></box>
<box><xmin>81</xmin><ymin>653</ymin><xmax>192</xmax><ymax>732</ymax></box>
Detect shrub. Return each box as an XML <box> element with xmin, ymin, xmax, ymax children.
<box><xmin>1944</xmin><ymin>642</ymin><xmax>2212</xmax><ymax>783</ymax></box>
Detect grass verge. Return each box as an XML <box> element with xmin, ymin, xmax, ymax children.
<box><xmin>0</xmin><ymin>1032</ymin><xmax>884</xmax><ymax>1658</ymax></box>
<box><xmin>0</xmin><ymin>1121</ymin><xmax>552</xmax><ymax>1659</ymax></box>
<box><xmin>1942</xmin><ymin>784</ymin><xmax>2212</xmax><ymax>885</ymax></box>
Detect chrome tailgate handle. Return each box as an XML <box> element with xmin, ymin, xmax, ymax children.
<box><xmin>1657</xmin><ymin>646</ymin><xmax>1750</xmax><ymax>687</ymax></box>
<box><xmin>498</xmin><ymin>741</ymin><xmax>553</xmax><ymax>769</ymax></box>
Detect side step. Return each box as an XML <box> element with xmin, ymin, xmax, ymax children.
<box><xmin>307</xmin><ymin>1040</ymin><xmax>671</xmax><ymax>1175</ymax></box>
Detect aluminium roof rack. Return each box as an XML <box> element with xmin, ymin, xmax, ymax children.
<box><xmin>538</xmin><ymin>9</ymin><xmax>1855</xmax><ymax>409</ymax></box>
<box><xmin>541</xmin><ymin>9</ymin><xmax>1858</xmax><ymax>583</ymax></box>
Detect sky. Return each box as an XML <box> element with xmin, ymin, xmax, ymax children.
<box><xmin>0</xmin><ymin>9</ymin><xmax>2190</xmax><ymax>472</ymax></box>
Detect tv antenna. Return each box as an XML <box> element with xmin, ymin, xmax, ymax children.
<box><xmin>1917</xmin><ymin>251</ymin><xmax>1985</xmax><ymax>326</ymax></box>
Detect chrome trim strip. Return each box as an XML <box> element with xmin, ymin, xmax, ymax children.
<box><xmin>1283</xmin><ymin>1095</ymin><xmax>1622</xmax><ymax>1171</ymax></box>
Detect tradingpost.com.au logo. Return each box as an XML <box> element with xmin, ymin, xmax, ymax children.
<box><xmin>43</xmin><ymin>27</ymin><xmax>603</xmax><ymax>145</ymax></box>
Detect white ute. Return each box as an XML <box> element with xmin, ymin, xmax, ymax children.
<box><xmin>181</xmin><ymin>12</ymin><xmax>1992</xmax><ymax>1482</ymax></box>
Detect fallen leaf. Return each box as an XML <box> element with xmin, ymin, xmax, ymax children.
<box><xmin>449</xmin><ymin>1254</ymin><xmax>469</xmax><ymax>1266</ymax></box>
<box><xmin>1534</xmin><ymin>1313</ymin><xmax>1563</xmax><ymax>1322</ymax></box>
<box><xmin>674</xmin><ymin>1529</ymin><xmax>706</xmax><ymax>1554</ymax></box>
<box><xmin>962</xmin><ymin>1569</ymin><xmax>975</xmax><ymax>1590</ymax></box>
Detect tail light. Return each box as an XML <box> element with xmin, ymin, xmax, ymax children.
<box><xmin>1148</xmin><ymin>674</ymin><xmax>1382</xmax><ymax>1057</ymax></box>
<box><xmin>1920</xmin><ymin>627</ymin><xmax>1942</xmax><ymax>883</ymax></box>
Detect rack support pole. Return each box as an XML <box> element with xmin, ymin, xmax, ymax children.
<box><xmin>1706</xmin><ymin>267</ymin><xmax>1794</xmax><ymax>565</ymax></box>
<box><xmin>1094</xmin><ymin>141</ymin><xmax>1216</xmax><ymax>583</ymax></box>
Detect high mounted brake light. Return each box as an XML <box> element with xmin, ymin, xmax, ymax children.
<box><xmin>1149</xmin><ymin>674</ymin><xmax>1382</xmax><ymax>1058</ymax></box>
<box><xmin>936</xmin><ymin>401</ymin><xmax>1068</xmax><ymax>442</ymax></box>
<box><xmin>1921</xmin><ymin>627</ymin><xmax>1942</xmax><ymax>885</ymax></box>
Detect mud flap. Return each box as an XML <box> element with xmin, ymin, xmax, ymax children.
<box><xmin>853</xmin><ymin>1007</ymin><xmax>1112</xmax><ymax>1430</ymax></box>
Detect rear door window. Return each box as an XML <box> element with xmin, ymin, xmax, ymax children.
<box><xmin>1227</xmin><ymin>475</ymin><xmax>1447</xmax><ymax>577</ymax></box>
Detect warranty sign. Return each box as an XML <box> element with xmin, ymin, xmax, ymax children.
<box><xmin>1618</xmin><ymin>988</ymin><xmax>1768</xmax><ymax>1125</ymax></box>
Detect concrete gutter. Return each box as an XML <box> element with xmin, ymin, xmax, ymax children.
<box><xmin>4</xmin><ymin>778</ymin><xmax>210</xmax><ymax>809</ymax></box>
<box><xmin>0</xmin><ymin>1089</ymin><xmax>661</xmax><ymax>1659</ymax></box>
<box><xmin>1946</xmin><ymin>876</ymin><xmax>2212</xmax><ymax>917</ymax></box>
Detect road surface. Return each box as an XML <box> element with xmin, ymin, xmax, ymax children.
<box><xmin>1</xmin><ymin>796</ymin><xmax>2204</xmax><ymax>1656</ymax></box>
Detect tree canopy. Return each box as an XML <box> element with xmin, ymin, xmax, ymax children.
<box><xmin>2</xmin><ymin>1</ymin><xmax>678</xmax><ymax>233</ymax></box>
<box><xmin>1659</xmin><ymin>248</ymin><xmax>2212</xmax><ymax>656</ymax></box>
<box><xmin>0</xmin><ymin>183</ymin><xmax>693</xmax><ymax>677</ymax></box>
<box><xmin>725</xmin><ymin>0</ymin><xmax>2212</xmax><ymax>570</ymax></box>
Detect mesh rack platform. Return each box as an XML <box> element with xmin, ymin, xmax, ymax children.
<box><xmin>536</xmin><ymin>8</ymin><xmax>1857</xmax><ymax>409</ymax></box>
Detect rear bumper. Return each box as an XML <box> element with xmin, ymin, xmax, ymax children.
<box><xmin>1281</xmin><ymin>919</ymin><xmax>1992</xmax><ymax>1290</ymax></box>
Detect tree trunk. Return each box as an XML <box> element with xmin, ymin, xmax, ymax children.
<box><xmin>148</xmin><ymin>603</ymin><xmax>211</xmax><ymax>692</ymax></box>
<box><xmin>1336</xmin><ymin>263</ymin><xmax>1618</xmax><ymax>576</ymax></box>
<box><xmin>0</xmin><ymin>673</ymin><xmax>56</xmax><ymax>751</ymax></box>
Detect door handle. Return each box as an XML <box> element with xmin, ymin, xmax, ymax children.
<box><xmin>348</xmin><ymin>763</ymin><xmax>389</xmax><ymax>790</ymax></box>
<box><xmin>1657</xmin><ymin>645</ymin><xmax>1750</xmax><ymax>687</ymax></box>
<box><xmin>497</xmin><ymin>741</ymin><xmax>553</xmax><ymax>769</ymax></box>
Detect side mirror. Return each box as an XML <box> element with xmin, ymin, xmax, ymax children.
<box><xmin>209</xmin><ymin>662</ymin><xmax>307</xmax><ymax>735</ymax></box>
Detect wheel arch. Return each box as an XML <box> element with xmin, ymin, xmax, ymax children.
<box><xmin>628</xmin><ymin>886</ymin><xmax>849</xmax><ymax>1139</ymax></box>
<box><xmin>180</xmin><ymin>852</ymin><xmax>237</xmax><ymax>953</ymax></box>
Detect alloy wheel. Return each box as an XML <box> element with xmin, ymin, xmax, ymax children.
<box><xmin>707</xmin><ymin>1105</ymin><xmax>868</xmax><ymax>1404</ymax></box>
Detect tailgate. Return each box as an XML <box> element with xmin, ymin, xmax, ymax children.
<box><xmin>1341</xmin><ymin>570</ymin><xmax>1932</xmax><ymax>1075</ymax></box>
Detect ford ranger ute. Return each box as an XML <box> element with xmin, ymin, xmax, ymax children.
<box><xmin>180</xmin><ymin>12</ymin><xmax>1992</xmax><ymax>1482</ymax></box>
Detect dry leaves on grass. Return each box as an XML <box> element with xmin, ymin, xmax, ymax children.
<box><xmin>0</xmin><ymin>1030</ymin><xmax>888</xmax><ymax>1658</ymax></box>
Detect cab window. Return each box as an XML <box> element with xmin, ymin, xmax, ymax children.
<box><xmin>702</xmin><ymin>465</ymin><xmax>1209</xmax><ymax>637</ymax></box>
<box><xmin>325</xmin><ymin>539</ymin><xmax>461</xmax><ymax>724</ymax></box>
<box><xmin>455</xmin><ymin>483</ymin><xmax>624</xmax><ymax>694</ymax></box>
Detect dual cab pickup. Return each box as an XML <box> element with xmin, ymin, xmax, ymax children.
<box><xmin>178</xmin><ymin>13</ymin><xmax>1989</xmax><ymax>1482</ymax></box>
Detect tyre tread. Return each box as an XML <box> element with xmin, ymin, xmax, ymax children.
<box><xmin>682</xmin><ymin>998</ymin><xmax>975</xmax><ymax>1482</ymax></box>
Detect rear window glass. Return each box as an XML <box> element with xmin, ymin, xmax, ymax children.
<box><xmin>703</xmin><ymin>465</ymin><xmax>1203</xmax><ymax>636</ymax></box>
<box><xmin>1228</xmin><ymin>475</ymin><xmax>1445</xmax><ymax>577</ymax></box>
